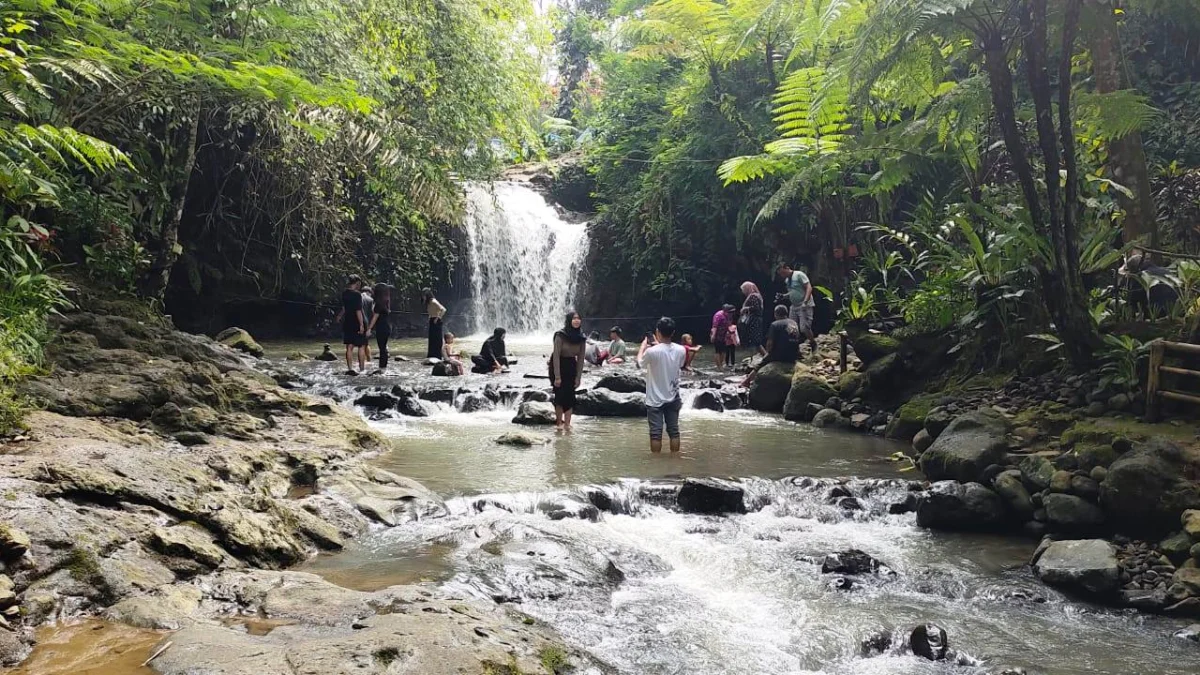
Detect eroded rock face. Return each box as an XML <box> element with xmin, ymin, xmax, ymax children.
<box><xmin>918</xmin><ymin>409</ymin><xmax>1011</xmax><ymax>484</ymax></box>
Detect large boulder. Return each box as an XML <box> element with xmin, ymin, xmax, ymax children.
<box><xmin>811</xmin><ymin>408</ymin><xmax>842</xmax><ymax>429</ymax></box>
<box><xmin>692</xmin><ymin>390</ymin><xmax>725</xmax><ymax>412</ymax></box>
<box><xmin>676</xmin><ymin>479</ymin><xmax>746</xmax><ymax>515</ymax></box>
<box><xmin>849</xmin><ymin>331</ymin><xmax>899</xmax><ymax>365</ymax></box>
<box><xmin>1042</xmin><ymin>493</ymin><xmax>1105</xmax><ymax>534</ymax></box>
<box><xmin>595</xmin><ymin>373</ymin><xmax>646</xmax><ymax>394</ymax></box>
<box><xmin>747</xmin><ymin>361</ymin><xmax>796</xmax><ymax>413</ymax></box>
<box><xmin>918</xmin><ymin>409</ymin><xmax>1011</xmax><ymax>483</ymax></box>
<box><xmin>885</xmin><ymin>395</ymin><xmax>935</xmax><ymax>440</ymax></box>
<box><xmin>1019</xmin><ymin>455</ymin><xmax>1056</xmax><ymax>492</ymax></box>
<box><xmin>992</xmin><ymin>470</ymin><xmax>1034</xmax><ymax>521</ymax></box>
<box><xmin>916</xmin><ymin>481</ymin><xmax>1007</xmax><ymax>532</ymax></box>
<box><xmin>215</xmin><ymin>327</ymin><xmax>264</xmax><ymax>358</ymax></box>
<box><xmin>1033</xmin><ymin>539</ymin><xmax>1119</xmax><ymax>597</ymax></box>
<box><xmin>1100</xmin><ymin>439</ymin><xmax>1200</xmax><ymax>534</ymax></box>
<box><xmin>512</xmin><ymin>401</ymin><xmax>556</xmax><ymax>426</ymax></box>
<box><xmin>575</xmin><ymin>388</ymin><xmax>646</xmax><ymax>417</ymax></box>
<box><xmin>456</xmin><ymin>393</ymin><xmax>494</xmax><ymax>413</ymax></box>
<box><xmin>783</xmin><ymin>369</ymin><xmax>836</xmax><ymax>422</ymax></box>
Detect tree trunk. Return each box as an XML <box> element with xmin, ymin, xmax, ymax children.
<box><xmin>1086</xmin><ymin>0</ymin><xmax>1158</xmax><ymax>249</ymax></box>
<box><xmin>139</xmin><ymin>112</ymin><xmax>200</xmax><ymax>301</ymax></box>
<box><xmin>764</xmin><ymin>41</ymin><xmax>777</xmax><ymax>89</ymax></box>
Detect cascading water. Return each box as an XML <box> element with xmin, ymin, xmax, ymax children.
<box><xmin>462</xmin><ymin>181</ymin><xmax>589</xmax><ymax>335</ymax></box>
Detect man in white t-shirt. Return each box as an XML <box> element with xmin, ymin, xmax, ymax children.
<box><xmin>636</xmin><ymin>316</ymin><xmax>688</xmax><ymax>453</ymax></box>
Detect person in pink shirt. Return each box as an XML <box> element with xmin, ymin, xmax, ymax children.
<box><xmin>710</xmin><ymin>303</ymin><xmax>737</xmax><ymax>370</ymax></box>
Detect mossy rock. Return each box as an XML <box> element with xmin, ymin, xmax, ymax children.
<box><xmin>1061</xmin><ymin>418</ymin><xmax>1197</xmax><ymax>449</ymax></box>
<box><xmin>861</xmin><ymin>352</ymin><xmax>903</xmax><ymax>395</ymax></box>
<box><xmin>837</xmin><ymin>371</ymin><xmax>866</xmax><ymax>399</ymax></box>
<box><xmin>747</xmin><ymin>361</ymin><xmax>796</xmax><ymax>413</ymax></box>
<box><xmin>849</xmin><ymin>332</ymin><xmax>900</xmax><ymax>365</ymax></box>
<box><xmin>885</xmin><ymin>393</ymin><xmax>938</xmax><ymax>440</ymax></box>
<box><xmin>215</xmin><ymin>327</ymin><xmax>264</xmax><ymax>358</ymax></box>
<box><xmin>1011</xmin><ymin>402</ymin><xmax>1077</xmax><ymax>437</ymax></box>
<box><xmin>783</xmin><ymin>370</ymin><xmax>836</xmax><ymax>421</ymax></box>
<box><xmin>1073</xmin><ymin>443</ymin><xmax>1119</xmax><ymax>472</ymax></box>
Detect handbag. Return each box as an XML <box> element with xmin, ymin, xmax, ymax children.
<box><xmin>726</xmin><ymin>323</ymin><xmax>741</xmax><ymax>347</ymax></box>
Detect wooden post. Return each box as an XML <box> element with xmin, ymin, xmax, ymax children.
<box><xmin>838</xmin><ymin>331</ymin><xmax>848</xmax><ymax>373</ymax></box>
<box><xmin>1145</xmin><ymin>339</ymin><xmax>1164</xmax><ymax>422</ymax></box>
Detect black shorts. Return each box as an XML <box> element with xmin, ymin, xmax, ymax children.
<box><xmin>342</xmin><ymin>329</ymin><xmax>366</xmax><ymax>346</ymax></box>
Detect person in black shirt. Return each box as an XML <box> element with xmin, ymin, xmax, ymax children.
<box><xmin>472</xmin><ymin>327</ymin><xmax>509</xmax><ymax>373</ymax></box>
<box><xmin>740</xmin><ymin>305</ymin><xmax>800</xmax><ymax>387</ymax></box>
<box><xmin>366</xmin><ymin>283</ymin><xmax>392</xmax><ymax>371</ymax></box>
<box><xmin>335</xmin><ymin>274</ymin><xmax>366</xmax><ymax>375</ymax></box>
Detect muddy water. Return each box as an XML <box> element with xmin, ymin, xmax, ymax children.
<box><xmin>269</xmin><ymin>338</ymin><xmax>1199</xmax><ymax>675</ymax></box>
<box><xmin>9</xmin><ymin>620</ymin><xmax>162</xmax><ymax>675</ymax></box>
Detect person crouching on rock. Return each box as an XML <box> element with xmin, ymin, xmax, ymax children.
<box><xmin>638</xmin><ymin>316</ymin><xmax>687</xmax><ymax>453</ymax></box>
<box><xmin>366</xmin><ymin>283</ymin><xmax>391</xmax><ymax>372</ymax></box>
<box><xmin>549</xmin><ymin>311</ymin><xmax>586</xmax><ymax>430</ymax></box>
<box><xmin>680</xmin><ymin>333</ymin><xmax>701</xmax><ymax>373</ymax></box>
<box><xmin>741</xmin><ymin>305</ymin><xmax>800</xmax><ymax>387</ymax></box>
<box><xmin>472</xmin><ymin>328</ymin><xmax>509</xmax><ymax>374</ymax></box>
<box><xmin>441</xmin><ymin>332</ymin><xmax>466</xmax><ymax>376</ymax></box>
<box><xmin>335</xmin><ymin>274</ymin><xmax>367</xmax><ymax>375</ymax></box>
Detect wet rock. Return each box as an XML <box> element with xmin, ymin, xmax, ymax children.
<box><xmin>1161</xmin><ymin>531</ymin><xmax>1194</xmax><ymax>559</ymax></box>
<box><xmin>319</xmin><ymin>467</ymin><xmax>446</xmax><ymax>527</ymax></box>
<box><xmin>575</xmin><ymin>388</ymin><xmax>646</xmax><ymax>417</ymax></box>
<box><xmin>353</xmin><ymin>391</ymin><xmax>398</xmax><ymax>410</ymax></box>
<box><xmin>811</xmin><ymin>408</ymin><xmax>842</xmax><ymax>428</ymax></box>
<box><xmin>820</xmin><ymin>549</ymin><xmax>891</xmax><ymax>576</ymax></box>
<box><xmin>0</xmin><ymin>629</ymin><xmax>28</xmax><ymax>667</ymax></box>
<box><xmin>912</xmin><ymin>429</ymin><xmax>934</xmax><ymax>454</ymax></box>
<box><xmin>980</xmin><ymin>463</ymin><xmax>1005</xmax><ymax>486</ymax></box>
<box><xmin>314</xmin><ymin>345</ymin><xmax>338</xmax><ymax>361</ymax></box>
<box><xmin>512</xmin><ymin>401</ymin><xmax>556</xmax><ymax>426</ymax></box>
<box><xmin>1043</xmin><ymin>493</ymin><xmax>1105</xmax><ymax>534</ymax></box>
<box><xmin>676</xmin><ymin>478</ymin><xmax>746</xmax><ymax>515</ymax></box>
<box><xmin>747</xmin><ymin>361</ymin><xmax>795</xmax><ymax>413</ymax></box>
<box><xmin>860</xmin><ymin>629</ymin><xmax>894</xmax><ymax>655</ymax></box>
<box><xmin>783</xmin><ymin>369</ymin><xmax>836</xmax><ymax>421</ymax></box>
<box><xmin>692</xmin><ymin>390</ymin><xmax>725</xmax><ymax>412</ymax></box>
<box><xmin>719</xmin><ymin>387</ymin><xmax>744</xmax><ymax>410</ymax></box>
<box><xmin>0</xmin><ymin>524</ymin><xmax>30</xmax><ymax>561</ymax></box>
<box><xmin>1049</xmin><ymin>470</ymin><xmax>1073</xmax><ymax>494</ymax></box>
<box><xmin>456</xmin><ymin>393</ymin><xmax>494</xmax><ymax>413</ymax></box>
<box><xmin>396</xmin><ymin>395</ymin><xmax>428</xmax><ymax>417</ymax></box>
<box><xmin>419</xmin><ymin>388</ymin><xmax>457</xmax><ymax>404</ymax></box>
<box><xmin>918</xmin><ymin>409</ymin><xmax>1011</xmax><ymax>483</ymax></box>
<box><xmin>520</xmin><ymin>389</ymin><xmax>551</xmax><ymax>404</ymax></box>
<box><xmin>596</xmin><ymin>373</ymin><xmax>646</xmax><ymax>393</ymax></box>
<box><xmin>992</xmin><ymin>470</ymin><xmax>1034</xmax><ymax>520</ymax></box>
<box><xmin>1101</xmin><ymin>439</ymin><xmax>1200</xmax><ymax>533</ymax></box>
<box><xmin>924</xmin><ymin>407</ymin><xmax>955</xmax><ymax>440</ymax></box>
<box><xmin>909</xmin><ymin>623</ymin><xmax>949</xmax><ymax>661</ymax></box>
<box><xmin>151</xmin><ymin>524</ymin><xmax>229</xmax><ymax>569</ymax></box>
<box><xmin>495</xmin><ymin>432</ymin><xmax>550</xmax><ymax>447</ymax></box>
<box><xmin>1175</xmin><ymin>624</ymin><xmax>1200</xmax><ymax>642</ymax></box>
<box><xmin>430</xmin><ymin>361</ymin><xmax>456</xmax><ymax>377</ymax></box>
<box><xmin>104</xmin><ymin>585</ymin><xmax>202</xmax><ymax>630</ymax></box>
<box><xmin>1020</xmin><ymin>455</ymin><xmax>1056</xmax><ymax>492</ymax></box>
<box><xmin>1069</xmin><ymin>475</ymin><xmax>1100</xmax><ymax>501</ymax></box>
<box><xmin>0</xmin><ymin>575</ymin><xmax>14</xmax><ymax>608</ymax></box>
<box><xmin>1034</xmin><ymin>539</ymin><xmax>1119</xmax><ymax>596</ymax></box>
<box><xmin>215</xmin><ymin>327</ymin><xmax>264</xmax><ymax>358</ymax></box>
<box><xmin>888</xmin><ymin>492</ymin><xmax>919</xmax><ymax>515</ymax></box>
<box><xmin>1121</xmin><ymin>588</ymin><xmax>1168</xmax><ymax>612</ymax></box>
<box><xmin>800</xmin><ymin>402</ymin><xmax>824</xmax><ymax>422</ymax></box>
<box><xmin>1085</xmin><ymin>401</ymin><xmax>1107</xmax><ymax>417</ymax></box>
<box><xmin>916</xmin><ymin>481</ymin><xmax>1007</xmax><ymax>532</ymax></box>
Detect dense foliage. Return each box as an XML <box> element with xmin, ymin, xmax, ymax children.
<box><xmin>562</xmin><ymin>0</ymin><xmax>1200</xmax><ymax>369</ymax></box>
<box><xmin>0</xmin><ymin>0</ymin><xmax>548</xmax><ymax>432</ymax></box>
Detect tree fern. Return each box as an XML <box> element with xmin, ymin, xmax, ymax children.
<box><xmin>1074</xmin><ymin>89</ymin><xmax>1160</xmax><ymax>142</ymax></box>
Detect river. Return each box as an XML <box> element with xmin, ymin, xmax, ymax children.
<box><xmin>261</xmin><ymin>336</ymin><xmax>1197</xmax><ymax>675</ymax></box>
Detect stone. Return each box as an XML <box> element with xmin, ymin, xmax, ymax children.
<box><xmin>918</xmin><ymin>409</ymin><xmax>1011</xmax><ymax>483</ymax></box>
<box><xmin>747</xmin><ymin>361</ymin><xmax>795</xmax><ymax>413</ymax></box>
<box><xmin>1107</xmin><ymin>393</ymin><xmax>1131</xmax><ymax>411</ymax></box>
<box><xmin>1173</xmin><ymin>567</ymin><xmax>1200</xmax><ymax>595</ymax></box>
<box><xmin>520</xmin><ymin>389</ymin><xmax>551</xmax><ymax>404</ymax></box>
<box><xmin>456</xmin><ymin>393</ymin><xmax>494</xmax><ymax>413</ymax></box>
<box><xmin>916</xmin><ymin>481</ymin><xmax>1007</xmax><ymax>532</ymax></box>
<box><xmin>1161</xmin><ymin>531</ymin><xmax>1195</xmax><ymax>559</ymax></box>
<box><xmin>1033</xmin><ymin>539</ymin><xmax>1119</xmax><ymax>596</ymax></box>
<box><xmin>595</xmin><ymin>373</ymin><xmax>646</xmax><ymax>393</ymax></box>
<box><xmin>1101</xmin><ymin>439</ymin><xmax>1200</xmax><ymax>533</ymax></box>
<box><xmin>1085</xmin><ymin>401</ymin><xmax>1107</xmax><ymax>417</ymax></box>
<box><xmin>801</xmin><ymin>402</ymin><xmax>824</xmax><ymax>422</ymax></box>
<box><xmin>820</xmin><ymin>549</ymin><xmax>890</xmax><ymax>576</ymax></box>
<box><xmin>1043</xmin><ymin>493</ymin><xmax>1105</xmax><ymax>534</ymax></box>
<box><xmin>1019</xmin><ymin>455</ymin><xmax>1056</xmax><ymax>492</ymax></box>
<box><xmin>912</xmin><ymin>429</ymin><xmax>934</xmax><ymax>454</ymax></box>
<box><xmin>320</xmin><ymin>468</ymin><xmax>446</xmax><ymax>527</ymax></box>
<box><xmin>1192</xmin><ymin>542</ymin><xmax>1200</xmax><ymax>562</ymax></box>
<box><xmin>104</xmin><ymin>585</ymin><xmax>203</xmax><ymax>630</ymax></box>
<box><xmin>1012</xmin><ymin>426</ymin><xmax>1040</xmax><ymax>446</ymax></box>
<box><xmin>0</xmin><ymin>575</ymin><xmax>14</xmax><ymax>609</ymax></box>
<box><xmin>1048</xmin><ymin>470</ymin><xmax>1073</xmax><ymax>493</ymax></box>
<box><xmin>924</xmin><ymin>407</ymin><xmax>955</xmax><ymax>440</ymax></box>
<box><xmin>429</xmin><ymin>361</ymin><xmax>455</xmax><ymax>376</ymax></box>
<box><xmin>314</xmin><ymin>345</ymin><xmax>338</xmax><ymax>361</ymax></box>
<box><xmin>992</xmin><ymin>470</ymin><xmax>1034</xmax><ymax>521</ymax></box>
<box><xmin>1089</xmin><ymin>466</ymin><xmax>1108</xmax><ymax>483</ymax></box>
<box><xmin>512</xmin><ymin>401</ymin><xmax>556</xmax><ymax>426</ymax></box>
<box><xmin>575</xmin><ymin>388</ymin><xmax>646</xmax><ymax>417</ymax></box>
<box><xmin>719</xmin><ymin>388</ymin><xmax>744</xmax><ymax>410</ymax></box>
<box><xmin>151</xmin><ymin>524</ymin><xmax>229</xmax><ymax>569</ymax></box>
<box><xmin>850</xmin><ymin>332</ymin><xmax>899</xmax><ymax>365</ymax></box>
<box><xmin>849</xmin><ymin>413</ymin><xmax>871</xmax><ymax>429</ymax></box>
<box><xmin>1120</xmin><ymin>588</ymin><xmax>1168</xmax><ymax>612</ymax></box>
<box><xmin>811</xmin><ymin>408</ymin><xmax>842</xmax><ymax>429</ymax></box>
<box><xmin>1069</xmin><ymin>475</ymin><xmax>1100</xmax><ymax>501</ymax></box>
<box><xmin>692</xmin><ymin>390</ymin><xmax>725</xmax><ymax>412</ymax></box>
<box><xmin>215</xmin><ymin>327</ymin><xmax>264</xmax><ymax>358</ymax></box>
<box><xmin>0</xmin><ymin>524</ymin><xmax>31</xmax><ymax>561</ymax></box>
<box><xmin>1175</xmin><ymin>624</ymin><xmax>1200</xmax><ymax>642</ymax></box>
<box><xmin>909</xmin><ymin>623</ymin><xmax>949</xmax><ymax>661</ymax></box>
<box><xmin>420</xmin><ymin>388</ymin><xmax>458</xmax><ymax>404</ymax></box>
<box><xmin>495</xmin><ymin>432</ymin><xmax>550</xmax><ymax>447</ymax></box>
<box><xmin>352</xmin><ymin>391</ymin><xmax>399</xmax><ymax>410</ymax></box>
<box><xmin>837</xmin><ymin>371</ymin><xmax>866</xmax><ymax>399</ymax></box>
<box><xmin>783</xmin><ymin>369</ymin><xmax>836</xmax><ymax>421</ymax></box>
<box><xmin>676</xmin><ymin>479</ymin><xmax>746</xmax><ymax>515</ymax></box>
<box><xmin>1183</xmin><ymin>509</ymin><xmax>1200</xmax><ymax>539</ymax></box>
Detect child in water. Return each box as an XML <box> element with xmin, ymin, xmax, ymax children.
<box><xmin>681</xmin><ymin>333</ymin><xmax>702</xmax><ymax>372</ymax></box>
<box><xmin>442</xmin><ymin>332</ymin><xmax>465</xmax><ymax>376</ymax></box>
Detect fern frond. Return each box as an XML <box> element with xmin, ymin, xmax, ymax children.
<box><xmin>1075</xmin><ymin>89</ymin><xmax>1160</xmax><ymax>141</ymax></box>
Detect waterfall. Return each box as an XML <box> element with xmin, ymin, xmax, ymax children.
<box><xmin>462</xmin><ymin>182</ymin><xmax>589</xmax><ymax>336</ymax></box>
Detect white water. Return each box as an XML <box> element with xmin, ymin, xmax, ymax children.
<box><xmin>462</xmin><ymin>181</ymin><xmax>589</xmax><ymax>336</ymax></box>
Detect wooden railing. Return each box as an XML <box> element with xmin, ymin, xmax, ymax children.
<box><xmin>1145</xmin><ymin>339</ymin><xmax>1200</xmax><ymax>421</ymax></box>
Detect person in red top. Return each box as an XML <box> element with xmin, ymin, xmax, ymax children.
<box><xmin>680</xmin><ymin>333</ymin><xmax>702</xmax><ymax>373</ymax></box>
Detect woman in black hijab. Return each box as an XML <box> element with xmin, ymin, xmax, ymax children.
<box><xmin>549</xmin><ymin>311</ymin><xmax>586</xmax><ymax>430</ymax></box>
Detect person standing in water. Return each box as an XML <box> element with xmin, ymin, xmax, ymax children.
<box><xmin>549</xmin><ymin>311</ymin><xmax>586</xmax><ymax>430</ymax></box>
<box><xmin>423</xmin><ymin>288</ymin><xmax>446</xmax><ymax>359</ymax></box>
<box><xmin>337</xmin><ymin>275</ymin><xmax>366</xmax><ymax>375</ymax></box>
<box><xmin>366</xmin><ymin>283</ymin><xmax>391</xmax><ymax>371</ymax></box>
<box><xmin>710</xmin><ymin>303</ymin><xmax>737</xmax><ymax>369</ymax></box>
<box><xmin>360</xmin><ymin>284</ymin><xmax>374</xmax><ymax>364</ymax></box>
<box><xmin>637</xmin><ymin>316</ymin><xmax>687</xmax><ymax>453</ymax></box>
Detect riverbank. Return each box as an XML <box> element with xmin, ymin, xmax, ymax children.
<box><xmin>0</xmin><ymin>307</ymin><xmax>604</xmax><ymax>673</ymax></box>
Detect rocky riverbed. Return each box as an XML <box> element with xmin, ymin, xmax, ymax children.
<box><xmin>0</xmin><ymin>311</ymin><xmax>599</xmax><ymax>672</ymax></box>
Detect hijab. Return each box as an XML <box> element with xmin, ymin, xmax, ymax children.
<box><xmin>740</xmin><ymin>281</ymin><xmax>761</xmax><ymax>297</ymax></box>
<box><xmin>555</xmin><ymin>312</ymin><xmax>586</xmax><ymax>345</ymax></box>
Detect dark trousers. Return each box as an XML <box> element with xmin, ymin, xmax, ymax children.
<box><xmin>427</xmin><ymin>318</ymin><xmax>443</xmax><ymax>358</ymax></box>
<box><xmin>376</xmin><ymin>329</ymin><xmax>391</xmax><ymax>369</ymax></box>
